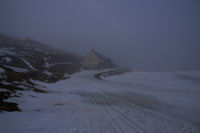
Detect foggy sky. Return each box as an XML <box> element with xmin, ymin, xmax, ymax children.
<box><xmin>0</xmin><ymin>0</ymin><xmax>200</xmax><ymax>71</ymax></box>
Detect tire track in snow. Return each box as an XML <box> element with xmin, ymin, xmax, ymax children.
<box><xmin>104</xmin><ymin>92</ymin><xmax>198</xmax><ymax>133</ymax></box>
<box><xmin>83</xmin><ymin>107</ymin><xmax>93</xmax><ymax>133</ymax></box>
<box><xmin>94</xmin><ymin>71</ymin><xmax>199</xmax><ymax>133</ymax></box>
<box><xmin>90</xmin><ymin>93</ymin><xmax>144</xmax><ymax>133</ymax></box>
<box><xmin>101</xmin><ymin>94</ymin><xmax>145</xmax><ymax>133</ymax></box>
<box><xmin>89</xmin><ymin>94</ymin><xmax>125</xmax><ymax>133</ymax></box>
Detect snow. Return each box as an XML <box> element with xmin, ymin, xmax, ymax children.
<box><xmin>34</xmin><ymin>47</ymin><xmax>43</xmax><ymax>52</ymax></box>
<box><xmin>105</xmin><ymin>71</ymin><xmax>200</xmax><ymax>125</ymax></box>
<box><xmin>43</xmin><ymin>70</ymin><xmax>53</xmax><ymax>76</ymax></box>
<box><xmin>1</xmin><ymin>81</ymin><xmax>12</xmax><ymax>85</ymax></box>
<box><xmin>0</xmin><ymin>70</ymin><xmax>200</xmax><ymax>133</ymax></box>
<box><xmin>43</xmin><ymin>57</ymin><xmax>73</xmax><ymax>69</ymax></box>
<box><xmin>2</xmin><ymin>57</ymin><xmax>12</xmax><ymax>63</ymax></box>
<box><xmin>50</xmin><ymin>62</ymin><xmax>73</xmax><ymax>65</ymax></box>
<box><xmin>21</xmin><ymin>58</ymin><xmax>36</xmax><ymax>70</ymax></box>
<box><xmin>0</xmin><ymin>48</ymin><xmax>17</xmax><ymax>56</ymax></box>
<box><xmin>0</xmin><ymin>67</ymin><xmax>5</xmax><ymax>73</ymax></box>
<box><xmin>43</xmin><ymin>57</ymin><xmax>51</xmax><ymax>68</ymax></box>
<box><xmin>105</xmin><ymin>71</ymin><xmax>200</xmax><ymax>89</ymax></box>
<box><xmin>0</xmin><ymin>67</ymin><xmax>6</xmax><ymax>78</ymax></box>
<box><xmin>0</xmin><ymin>88</ymin><xmax>9</xmax><ymax>92</ymax></box>
<box><xmin>5</xmin><ymin>66</ymin><xmax>28</xmax><ymax>73</ymax></box>
<box><xmin>64</xmin><ymin>73</ymin><xmax>71</xmax><ymax>78</ymax></box>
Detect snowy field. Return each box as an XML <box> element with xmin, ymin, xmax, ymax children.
<box><xmin>0</xmin><ymin>70</ymin><xmax>200</xmax><ymax>133</ymax></box>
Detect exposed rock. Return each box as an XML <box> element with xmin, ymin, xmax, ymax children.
<box><xmin>0</xmin><ymin>34</ymin><xmax>82</xmax><ymax>111</ymax></box>
<box><xmin>82</xmin><ymin>49</ymin><xmax>116</xmax><ymax>69</ymax></box>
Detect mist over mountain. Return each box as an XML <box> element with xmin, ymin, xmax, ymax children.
<box><xmin>0</xmin><ymin>1</ymin><xmax>200</xmax><ymax>132</ymax></box>
<box><xmin>0</xmin><ymin>0</ymin><xmax>200</xmax><ymax>71</ymax></box>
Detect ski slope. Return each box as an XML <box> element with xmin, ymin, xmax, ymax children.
<box><xmin>0</xmin><ymin>70</ymin><xmax>200</xmax><ymax>133</ymax></box>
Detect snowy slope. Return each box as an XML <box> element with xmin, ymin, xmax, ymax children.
<box><xmin>0</xmin><ymin>70</ymin><xmax>199</xmax><ymax>133</ymax></box>
<box><xmin>0</xmin><ymin>34</ymin><xmax>82</xmax><ymax>111</ymax></box>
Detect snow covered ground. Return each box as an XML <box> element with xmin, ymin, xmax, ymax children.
<box><xmin>0</xmin><ymin>70</ymin><xmax>200</xmax><ymax>133</ymax></box>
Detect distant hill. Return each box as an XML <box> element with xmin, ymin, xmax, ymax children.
<box><xmin>82</xmin><ymin>49</ymin><xmax>117</xmax><ymax>69</ymax></box>
<box><xmin>0</xmin><ymin>34</ymin><xmax>82</xmax><ymax>111</ymax></box>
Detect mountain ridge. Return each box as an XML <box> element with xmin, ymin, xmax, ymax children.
<box><xmin>0</xmin><ymin>34</ymin><xmax>82</xmax><ymax>111</ymax></box>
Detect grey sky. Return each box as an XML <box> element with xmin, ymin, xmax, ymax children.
<box><xmin>0</xmin><ymin>0</ymin><xmax>200</xmax><ymax>71</ymax></box>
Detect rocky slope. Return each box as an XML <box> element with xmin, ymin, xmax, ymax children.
<box><xmin>0</xmin><ymin>34</ymin><xmax>82</xmax><ymax>111</ymax></box>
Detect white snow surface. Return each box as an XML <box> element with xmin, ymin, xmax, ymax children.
<box><xmin>0</xmin><ymin>67</ymin><xmax>5</xmax><ymax>73</ymax></box>
<box><xmin>43</xmin><ymin>57</ymin><xmax>51</xmax><ymax>68</ymax></box>
<box><xmin>0</xmin><ymin>48</ymin><xmax>17</xmax><ymax>56</ymax></box>
<box><xmin>5</xmin><ymin>66</ymin><xmax>28</xmax><ymax>73</ymax></box>
<box><xmin>2</xmin><ymin>57</ymin><xmax>12</xmax><ymax>63</ymax></box>
<box><xmin>43</xmin><ymin>70</ymin><xmax>53</xmax><ymax>76</ymax></box>
<box><xmin>21</xmin><ymin>58</ymin><xmax>36</xmax><ymax>70</ymax></box>
<box><xmin>0</xmin><ymin>70</ymin><xmax>200</xmax><ymax>133</ymax></box>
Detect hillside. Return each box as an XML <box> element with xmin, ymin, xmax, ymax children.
<box><xmin>82</xmin><ymin>49</ymin><xmax>117</xmax><ymax>69</ymax></box>
<box><xmin>0</xmin><ymin>34</ymin><xmax>82</xmax><ymax>111</ymax></box>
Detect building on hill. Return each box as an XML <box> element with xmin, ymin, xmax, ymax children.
<box><xmin>82</xmin><ymin>49</ymin><xmax>116</xmax><ymax>69</ymax></box>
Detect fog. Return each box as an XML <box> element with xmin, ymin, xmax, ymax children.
<box><xmin>0</xmin><ymin>0</ymin><xmax>200</xmax><ymax>71</ymax></box>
